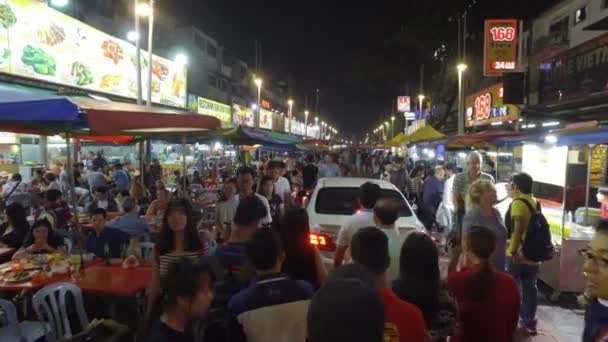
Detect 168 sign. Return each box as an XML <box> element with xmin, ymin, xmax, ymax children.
<box><xmin>484</xmin><ymin>19</ymin><xmax>518</xmax><ymax>76</ymax></box>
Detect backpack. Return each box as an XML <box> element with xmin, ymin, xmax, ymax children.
<box><xmin>505</xmin><ymin>198</ymin><xmax>554</xmax><ymax>262</ymax></box>
<box><xmin>203</xmin><ymin>254</ymin><xmax>253</xmax><ymax>341</ymax></box>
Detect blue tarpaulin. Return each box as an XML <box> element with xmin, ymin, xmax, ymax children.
<box><xmin>0</xmin><ymin>84</ymin><xmax>80</xmax><ymax>122</ymax></box>
<box><xmin>555</xmin><ymin>127</ymin><xmax>608</xmax><ymax>146</ymax></box>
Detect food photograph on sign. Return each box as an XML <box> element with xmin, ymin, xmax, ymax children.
<box><xmin>0</xmin><ymin>0</ymin><xmax>187</xmax><ymax>107</ymax></box>
<box><xmin>465</xmin><ymin>83</ymin><xmax>520</xmax><ymax>127</ymax></box>
<box><xmin>484</xmin><ymin>19</ymin><xmax>518</xmax><ymax>76</ymax></box>
<box><xmin>397</xmin><ymin>96</ymin><xmax>410</xmax><ymax>113</ymax></box>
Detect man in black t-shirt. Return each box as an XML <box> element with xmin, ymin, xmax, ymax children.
<box><xmin>302</xmin><ymin>155</ymin><xmax>319</xmax><ymax>191</ymax></box>
<box><xmin>147</xmin><ymin>259</ymin><xmax>214</xmax><ymax>342</ymax></box>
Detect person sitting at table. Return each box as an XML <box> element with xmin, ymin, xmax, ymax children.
<box><xmin>147</xmin><ymin>199</ymin><xmax>205</xmax><ymax>321</ymax></box>
<box><xmin>146</xmin><ymin>188</ymin><xmax>170</xmax><ymax>221</ymax></box>
<box><xmin>146</xmin><ymin>258</ymin><xmax>214</xmax><ymax>342</ymax></box>
<box><xmin>87</xmin><ymin>186</ymin><xmax>119</xmax><ymax>214</ymax></box>
<box><xmin>107</xmin><ymin>198</ymin><xmax>151</xmax><ymax>240</ymax></box>
<box><xmin>130</xmin><ymin>181</ymin><xmax>150</xmax><ymax>215</ymax></box>
<box><xmin>13</xmin><ymin>219</ymin><xmax>64</xmax><ymax>259</ymax></box>
<box><xmin>0</xmin><ymin>202</ymin><xmax>30</xmax><ymax>249</ymax></box>
<box><xmin>43</xmin><ymin>189</ymin><xmax>71</xmax><ymax>230</ymax></box>
<box><xmin>44</xmin><ymin>173</ymin><xmax>61</xmax><ymax>192</ymax></box>
<box><xmin>85</xmin><ymin>208</ymin><xmax>129</xmax><ymax>258</ymax></box>
<box><xmin>115</xmin><ymin>190</ymin><xmax>131</xmax><ymax>213</ymax></box>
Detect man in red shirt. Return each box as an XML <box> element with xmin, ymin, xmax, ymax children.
<box><xmin>350</xmin><ymin>227</ymin><xmax>429</xmax><ymax>342</ymax></box>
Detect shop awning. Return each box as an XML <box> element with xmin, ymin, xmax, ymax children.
<box><xmin>240</xmin><ymin>127</ymin><xmax>301</xmax><ymax>145</ymax></box>
<box><xmin>0</xmin><ymin>84</ymin><xmax>80</xmax><ymax>122</ymax></box>
<box><xmin>0</xmin><ymin>89</ymin><xmax>221</xmax><ymax>136</ymax></box>
<box><xmin>407</xmin><ymin>125</ymin><xmax>445</xmax><ymax>143</ymax></box>
<box><xmin>554</xmin><ymin>126</ymin><xmax>608</xmax><ymax>146</ymax></box>
<box><xmin>303</xmin><ymin>139</ymin><xmax>329</xmax><ymax>146</ymax></box>
<box><xmin>386</xmin><ymin>133</ymin><xmax>406</xmax><ymax>147</ymax></box>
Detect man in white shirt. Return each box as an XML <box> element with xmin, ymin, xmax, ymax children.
<box><xmin>436</xmin><ymin>163</ymin><xmax>457</xmax><ymax>232</ymax></box>
<box><xmin>318</xmin><ymin>153</ymin><xmax>340</xmax><ymax>178</ymax></box>
<box><xmin>265</xmin><ymin>160</ymin><xmax>292</xmax><ymax>206</ymax></box>
<box><xmin>224</xmin><ymin>167</ymin><xmax>273</xmax><ymax>227</ymax></box>
<box><xmin>373</xmin><ymin>198</ymin><xmax>404</xmax><ymax>283</ymax></box>
<box><xmin>334</xmin><ymin>182</ymin><xmax>381</xmax><ymax>268</ymax></box>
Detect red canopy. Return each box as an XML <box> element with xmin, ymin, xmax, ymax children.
<box><xmin>73</xmin><ymin>135</ymin><xmax>136</xmax><ymax>144</ymax></box>
<box><xmin>71</xmin><ymin>97</ymin><xmax>221</xmax><ymax>136</ymax></box>
<box><xmin>304</xmin><ymin>139</ymin><xmax>329</xmax><ymax>146</ymax></box>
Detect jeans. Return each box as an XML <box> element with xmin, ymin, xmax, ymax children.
<box><xmin>507</xmin><ymin>257</ymin><xmax>539</xmax><ymax>327</ymax></box>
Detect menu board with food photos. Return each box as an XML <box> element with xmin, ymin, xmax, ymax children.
<box><xmin>0</xmin><ymin>0</ymin><xmax>187</xmax><ymax>107</ymax></box>
<box><xmin>590</xmin><ymin>145</ymin><xmax>608</xmax><ymax>187</ymax></box>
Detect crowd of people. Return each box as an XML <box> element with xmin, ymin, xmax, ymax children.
<box><xmin>1</xmin><ymin>147</ymin><xmax>608</xmax><ymax>341</ymax></box>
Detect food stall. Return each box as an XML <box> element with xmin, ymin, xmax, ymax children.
<box><xmin>519</xmin><ymin>128</ymin><xmax>608</xmax><ymax>300</ymax></box>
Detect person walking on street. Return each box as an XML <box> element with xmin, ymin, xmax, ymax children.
<box><xmin>350</xmin><ymin>228</ymin><xmax>429</xmax><ymax>342</ymax></box>
<box><xmin>334</xmin><ymin>182</ymin><xmax>381</xmax><ymax>267</ymax></box>
<box><xmin>422</xmin><ymin>165</ymin><xmax>445</xmax><ymax>231</ymax></box>
<box><xmin>462</xmin><ymin>180</ymin><xmax>508</xmax><ymax>271</ymax></box>
<box><xmin>302</xmin><ymin>155</ymin><xmax>319</xmax><ymax>192</ymax></box>
<box><xmin>450</xmin><ymin>151</ymin><xmax>495</xmax><ymax>250</ymax></box>
<box><xmin>506</xmin><ymin>172</ymin><xmax>540</xmax><ymax>335</ymax></box>
<box><xmin>448</xmin><ymin>226</ymin><xmax>520</xmax><ymax>342</ymax></box>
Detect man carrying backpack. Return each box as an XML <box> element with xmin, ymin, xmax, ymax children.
<box><xmin>203</xmin><ymin>196</ymin><xmax>267</xmax><ymax>340</ymax></box>
<box><xmin>507</xmin><ymin>172</ymin><xmax>552</xmax><ymax>336</ymax></box>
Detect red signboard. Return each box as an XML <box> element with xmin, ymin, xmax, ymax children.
<box><xmin>465</xmin><ymin>83</ymin><xmax>520</xmax><ymax>127</ymax></box>
<box><xmin>484</xmin><ymin>19</ymin><xmax>518</xmax><ymax>76</ymax></box>
<box><xmin>261</xmin><ymin>99</ymin><xmax>271</xmax><ymax>109</ymax></box>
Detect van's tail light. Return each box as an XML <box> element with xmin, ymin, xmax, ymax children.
<box><xmin>309</xmin><ymin>232</ymin><xmax>336</xmax><ymax>252</ymax></box>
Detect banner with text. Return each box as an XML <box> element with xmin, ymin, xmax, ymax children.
<box><xmin>197</xmin><ymin>97</ymin><xmax>231</xmax><ymax>126</ymax></box>
<box><xmin>0</xmin><ymin>0</ymin><xmax>187</xmax><ymax>107</ymax></box>
<box><xmin>465</xmin><ymin>83</ymin><xmax>520</xmax><ymax>127</ymax></box>
<box><xmin>397</xmin><ymin>96</ymin><xmax>411</xmax><ymax>113</ymax></box>
<box><xmin>484</xmin><ymin>19</ymin><xmax>518</xmax><ymax>76</ymax></box>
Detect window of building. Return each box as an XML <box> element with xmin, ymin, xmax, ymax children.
<box><xmin>575</xmin><ymin>6</ymin><xmax>587</xmax><ymax>24</ymax></box>
<box><xmin>549</xmin><ymin>17</ymin><xmax>569</xmax><ymax>44</ymax></box>
<box><xmin>207</xmin><ymin>44</ymin><xmax>217</xmax><ymax>58</ymax></box>
<box><xmin>194</xmin><ymin>35</ymin><xmax>206</xmax><ymax>52</ymax></box>
<box><xmin>208</xmin><ymin>75</ymin><xmax>217</xmax><ymax>88</ymax></box>
<box><xmin>604</xmin><ymin>0</ymin><xmax>608</xmax><ymax>9</ymax></box>
<box><xmin>219</xmin><ymin>79</ymin><xmax>227</xmax><ymax>92</ymax></box>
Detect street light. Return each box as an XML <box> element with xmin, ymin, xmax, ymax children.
<box><xmin>457</xmin><ymin>63</ymin><xmax>468</xmax><ymax>135</ymax></box>
<box><xmin>134</xmin><ymin>0</ymin><xmax>155</xmax><ymax>107</ymax></box>
<box><xmin>288</xmin><ymin>99</ymin><xmax>294</xmax><ymax>134</ymax></box>
<box><xmin>304</xmin><ymin>110</ymin><xmax>310</xmax><ymax>137</ymax></box>
<box><xmin>418</xmin><ymin>94</ymin><xmax>425</xmax><ymax>117</ymax></box>
<box><xmin>391</xmin><ymin>116</ymin><xmax>395</xmax><ymax>139</ymax></box>
<box><xmin>254</xmin><ymin>78</ymin><xmax>262</xmax><ymax>129</ymax></box>
<box><xmin>127</xmin><ymin>31</ymin><xmax>140</xmax><ymax>42</ymax></box>
<box><xmin>315</xmin><ymin>117</ymin><xmax>319</xmax><ymax>138</ymax></box>
<box><xmin>136</xmin><ymin>2</ymin><xmax>153</xmax><ymax>16</ymax></box>
<box><xmin>174</xmin><ymin>53</ymin><xmax>188</xmax><ymax>66</ymax></box>
<box><xmin>50</xmin><ymin>0</ymin><xmax>69</xmax><ymax>7</ymax></box>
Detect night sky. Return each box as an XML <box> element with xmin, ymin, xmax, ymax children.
<box><xmin>168</xmin><ymin>0</ymin><xmax>557</xmax><ymax>136</ymax></box>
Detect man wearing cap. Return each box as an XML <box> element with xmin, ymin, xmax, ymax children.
<box><xmin>597</xmin><ymin>186</ymin><xmax>608</xmax><ymax>220</ymax></box>
<box><xmin>106</xmin><ymin>197</ymin><xmax>150</xmax><ymax>240</ymax></box>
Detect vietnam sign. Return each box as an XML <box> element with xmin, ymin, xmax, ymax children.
<box><xmin>197</xmin><ymin>97</ymin><xmax>231</xmax><ymax>124</ymax></box>
<box><xmin>540</xmin><ymin>33</ymin><xmax>608</xmax><ymax>105</ymax></box>
<box><xmin>484</xmin><ymin>19</ymin><xmax>518</xmax><ymax>76</ymax></box>
<box><xmin>0</xmin><ymin>0</ymin><xmax>187</xmax><ymax>107</ymax></box>
<box><xmin>465</xmin><ymin>83</ymin><xmax>520</xmax><ymax>127</ymax></box>
<box><xmin>397</xmin><ymin>96</ymin><xmax>410</xmax><ymax>112</ymax></box>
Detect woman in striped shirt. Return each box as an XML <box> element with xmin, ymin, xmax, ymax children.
<box><xmin>147</xmin><ymin>199</ymin><xmax>205</xmax><ymax>320</ymax></box>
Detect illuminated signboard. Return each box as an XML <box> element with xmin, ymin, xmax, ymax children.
<box><xmin>465</xmin><ymin>83</ymin><xmax>520</xmax><ymax>127</ymax></box>
<box><xmin>232</xmin><ymin>103</ymin><xmax>254</xmax><ymax>127</ymax></box>
<box><xmin>0</xmin><ymin>0</ymin><xmax>187</xmax><ymax>107</ymax></box>
<box><xmin>197</xmin><ymin>97</ymin><xmax>231</xmax><ymax>126</ymax></box>
<box><xmin>484</xmin><ymin>19</ymin><xmax>518</xmax><ymax>76</ymax></box>
<box><xmin>259</xmin><ymin>108</ymin><xmax>273</xmax><ymax>129</ymax></box>
<box><xmin>540</xmin><ymin>33</ymin><xmax>608</xmax><ymax>105</ymax></box>
<box><xmin>397</xmin><ymin>96</ymin><xmax>410</xmax><ymax>112</ymax></box>
<box><xmin>261</xmin><ymin>99</ymin><xmax>271</xmax><ymax>109</ymax></box>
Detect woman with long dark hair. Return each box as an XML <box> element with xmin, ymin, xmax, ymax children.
<box><xmin>447</xmin><ymin>226</ymin><xmax>520</xmax><ymax>342</ymax></box>
<box><xmin>392</xmin><ymin>232</ymin><xmax>457</xmax><ymax>342</ymax></box>
<box><xmin>147</xmin><ymin>199</ymin><xmax>204</xmax><ymax>319</ymax></box>
<box><xmin>258</xmin><ymin>175</ymin><xmax>284</xmax><ymax>223</ymax></box>
<box><xmin>12</xmin><ymin>219</ymin><xmax>63</xmax><ymax>259</ymax></box>
<box><xmin>0</xmin><ymin>202</ymin><xmax>30</xmax><ymax>249</ymax></box>
<box><xmin>277</xmin><ymin>208</ymin><xmax>327</xmax><ymax>289</ymax></box>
